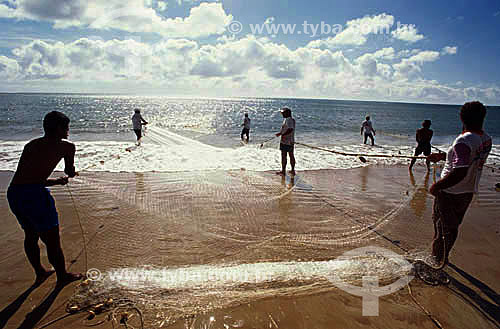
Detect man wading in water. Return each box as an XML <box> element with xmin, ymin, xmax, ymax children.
<box><xmin>409</xmin><ymin>120</ymin><xmax>433</xmax><ymax>171</ymax></box>
<box><xmin>132</xmin><ymin>109</ymin><xmax>148</xmax><ymax>146</ymax></box>
<box><xmin>275</xmin><ymin>107</ymin><xmax>296</xmax><ymax>176</ymax></box>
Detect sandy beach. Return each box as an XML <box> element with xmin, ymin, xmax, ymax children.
<box><xmin>0</xmin><ymin>165</ymin><xmax>499</xmax><ymax>329</ymax></box>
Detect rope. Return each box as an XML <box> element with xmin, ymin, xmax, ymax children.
<box><xmin>289</xmin><ymin>142</ymin><xmax>450</xmax><ymax>271</ymax></box>
<box><xmin>445</xmin><ymin>284</ymin><xmax>500</xmax><ymax>329</ymax></box>
<box><xmin>432</xmin><ymin>145</ymin><xmax>498</xmax><ymax>171</ymax></box>
<box><xmin>295</xmin><ymin>142</ymin><xmax>427</xmax><ymax>160</ymax></box>
<box><xmin>66</xmin><ymin>184</ymin><xmax>88</xmax><ymax>273</ymax></box>
<box><xmin>37</xmin><ymin>301</ymin><xmax>144</xmax><ymax>329</ymax></box>
<box><xmin>407</xmin><ymin>282</ymin><xmax>444</xmax><ymax>329</ymax></box>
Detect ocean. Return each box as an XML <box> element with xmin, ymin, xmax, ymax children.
<box><xmin>1</xmin><ymin>94</ymin><xmax>499</xmax><ymax>172</ymax></box>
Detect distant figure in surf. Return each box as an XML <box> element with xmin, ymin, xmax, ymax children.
<box><xmin>7</xmin><ymin>111</ymin><xmax>82</xmax><ymax>286</ymax></box>
<box><xmin>241</xmin><ymin>113</ymin><xmax>251</xmax><ymax>143</ymax></box>
<box><xmin>132</xmin><ymin>109</ymin><xmax>148</xmax><ymax>146</ymax></box>
<box><xmin>409</xmin><ymin>120</ymin><xmax>433</xmax><ymax>171</ymax></box>
<box><xmin>426</xmin><ymin>101</ymin><xmax>491</xmax><ymax>267</ymax></box>
<box><xmin>275</xmin><ymin>107</ymin><xmax>296</xmax><ymax>176</ymax></box>
<box><xmin>361</xmin><ymin>115</ymin><xmax>376</xmax><ymax>146</ymax></box>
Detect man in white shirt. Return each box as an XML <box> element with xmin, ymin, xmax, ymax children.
<box><xmin>361</xmin><ymin>116</ymin><xmax>376</xmax><ymax>146</ymax></box>
<box><xmin>275</xmin><ymin>107</ymin><xmax>296</xmax><ymax>176</ymax></box>
<box><xmin>427</xmin><ymin>101</ymin><xmax>492</xmax><ymax>266</ymax></box>
<box><xmin>241</xmin><ymin>113</ymin><xmax>251</xmax><ymax>143</ymax></box>
<box><xmin>132</xmin><ymin>109</ymin><xmax>148</xmax><ymax>145</ymax></box>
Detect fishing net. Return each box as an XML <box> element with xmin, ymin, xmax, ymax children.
<box><xmin>46</xmin><ymin>127</ymin><xmax>499</xmax><ymax>328</ymax></box>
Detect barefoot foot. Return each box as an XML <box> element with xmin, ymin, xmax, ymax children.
<box><xmin>56</xmin><ymin>272</ymin><xmax>83</xmax><ymax>287</ymax></box>
<box><xmin>34</xmin><ymin>269</ymin><xmax>55</xmax><ymax>287</ymax></box>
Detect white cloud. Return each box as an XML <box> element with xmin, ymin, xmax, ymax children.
<box><xmin>372</xmin><ymin>47</ymin><xmax>395</xmax><ymax>60</ymax></box>
<box><xmin>307</xmin><ymin>13</ymin><xmax>394</xmax><ymax>48</ymax></box>
<box><xmin>1</xmin><ymin>10</ymin><xmax>498</xmax><ymax>103</ymax></box>
<box><xmin>356</xmin><ymin>47</ymin><xmax>395</xmax><ymax>63</ymax></box>
<box><xmin>0</xmin><ymin>55</ymin><xmax>20</xmax><ymax>80</ymax></box>
<box><xmin>441</xmin><ymin>46</ymin><xmax>457</xmax><ymax>55</ymax></box>
<box><xmin>391</xmin><ymin>24</ymin><xmax>424</xmax><ymax>43</ymax></box>
<box><xmin>175</xmin><ymin>0</ymin><xmax>200</xmax><ymax>5</ymax></box>
<box><xmin>354</xmin><ymin>48</ymin><xmax>396</xmax><ymax>77</ymax></box>
<box><xmin>400</xmin><ymin>50</ymin><xmax>440</xmax><ymax>64</ymax></box>
<box><xmin>90</xmin><ymin>2</ymin><xmax>232</xmax><ymax>38</ymax></box>
<box><xmin>397</xmin><ymin>49</ymin><xmax>421</xmax><ymax>58</ymax></box>
<box><xmin>393</xmin><ymin>50</ymin><xmax>440</xmax><ymax>80</ymax></box>
<box><xmin>157</xmin><ymin>1</ymin><xmax>167</xmax><ymax>11</ymax></box>
<box><xmin>0</xmin><ymin>3</ymin><xmax>17</xmax><ymax>18</ymax></box>
<box><xmin>0</xmin><ymin>1</ymin><xmax>231</xmax><ymax>38</ymax></box>
<box><xmin>264</xmin><ymin>17</ymin><xmax>275</xmax><ymax>25</ymax></box>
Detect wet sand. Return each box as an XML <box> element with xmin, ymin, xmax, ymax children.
<box><xmin>0</xmin><ymin>165</ymin><xmax>499</xmax><ymax>329</ymax></box>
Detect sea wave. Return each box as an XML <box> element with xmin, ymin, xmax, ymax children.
<box><xmin>1</xmin><ymin>127</ymin><xmax>498</xmax><ymax>173</ymax></box>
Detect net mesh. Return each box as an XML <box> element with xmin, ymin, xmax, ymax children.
<box><xmin>57</xmin><ymin>165</ymin><xmax>440</xmax><ymax>326</ymax></box>
<box><xmin>53</xmin><ymin>129</ymin><xmax>500</xmax><ymax>327</ymax></box>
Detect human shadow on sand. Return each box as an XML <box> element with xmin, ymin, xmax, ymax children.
<box><xmin>0</xmin><ymin>285</ymin><xmax>37</xmax><ymax>329</ymax></box>
<box><xmin>448</xmin><ymin>263</ymin><xmax>500</xmax><ymax>326</ymax></box>
<box><xmin>15</xmin><ymin>285</ymin><xmax>64</xmax><ymax>329</ymax></box>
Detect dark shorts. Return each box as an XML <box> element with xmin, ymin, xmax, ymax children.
<box><xmin>7</xmin><ymin>184</ymin><xmax>59</xmax><ymax>232</ymax></box>
<box><xmin>432</xmin><ymin>191</ymin><xmax>473</xmax><ymax>234</ymax></box>
<box><xmin>415</xmin><ymin>143</ymin><xmax>431</xmax><ymax>156</ymax></box>
<box><xmin>134</xmin><ymin>129</ymin><xmax>142</xmax><ymax>139</ymax></box>
<box><xmin>280</xmin><ymin>143</ymin><xmax>294</xmax><ymax>153</ymax></box>
<box><xmin>241</xmin><ymin>128</ymin><xmax>249</xmax><ymax>139</ymax></box>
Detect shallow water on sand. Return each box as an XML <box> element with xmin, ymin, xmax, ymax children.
<box><xmin>57</xmin><ymin>166</ymin><xmax>465</xmax><ymax>326</ymax></box>
<box><xmin>1</xmin><ymin>166</ymin><xmax>499</xmax><ymax>328</ymax></box>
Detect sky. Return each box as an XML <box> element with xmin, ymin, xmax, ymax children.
<box><xmin>0</xmin><ymin>0</ymin><xmax>500</xmax><ymax>104</ymax></box>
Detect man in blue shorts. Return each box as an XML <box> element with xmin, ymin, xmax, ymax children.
<box><xmin>409</xmin><ymin>120</ymin><xmax>433</xmax><ymax>171</ymax></box>
<box><xmin>275</xmin><ymin>108</ymin><xmax>296</xmax><ymax>176</ymax></box>
<box><xmin>7</xmin><ymin>111</ymin><xmax>82</xmax><ymax>286</ymax></box>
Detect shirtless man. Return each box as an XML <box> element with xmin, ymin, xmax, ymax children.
<box><xmin>409</xmin><ymin>120</ymin><xmax>433</xmax><ymax>171</ymax></box>
<box><xmin>7</xmin><ymin>111</ymin><xmax>82</xmax><ymax>286</ymax></box>
<box><xmin>132</xmin><ymin>109</ymin><xmax>148</xmax><ymax>145</ymax></box>
<box><xmin>241</xmin><ymin>113</ymin><xmax>251</xmax><ymax>143</ymax></box>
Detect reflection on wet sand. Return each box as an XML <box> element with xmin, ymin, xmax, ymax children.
<box><xmin>279</xmin><ymin>175</ymin><xmax>295</xmax><ymax>231</ymax></box>
<box><xmin>409</xmin><ymin>171</ymin><xmax>431</xmax><ymax>219</ymax></box>
<box><xmin>360</xmin><ymin>166</ymin><xmax>368</xmax><ymax>193</ymax></box>
<box><xmin>1</xmin><ymin>167</ymin><xmax>499</xmax><ymax>329</ymax></box>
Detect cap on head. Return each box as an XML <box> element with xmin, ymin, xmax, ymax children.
<box><xmin>422</xmin><ymin>120</ymin><xmax>431</xmax><ymax>128</ymax></box>
<box><xmin>280</xmin><ymin>107</ymin><xmax>291</xmax><ymax>116</ymax></box>
<box><xmin>134</xmin><ymin>109</ymin><xmax>140</xmax><ymax>113</ymax></box>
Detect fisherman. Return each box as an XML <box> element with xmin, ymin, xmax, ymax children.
<box><xmin>361</xmin><ymin>115</ymin><xmax>376</xmax><ymax>146</ymax></box>
<box><xmin>7</xmin><ymin>111</ymin><xmax>82</xmax><ymax>286</ymax></box>
<box><xmin>241</xmin><ymin>113</ymin><xmax>251</xmax><ymax>143</ymax></box>
<box><xmin>409</xmin><ymin>120</ymin><xmax>433</xmax><ymax>171</ymax></box>
<box><xmin>275</xmin><ymin>107</ymin><xmax>296</xmax><ymax>176</ymax></box>
<box><xmin>132</xmin><ymin>109</ymin><xmax>148</xmax><ymax>145</ymax></box>
<box><xmin>427</xmin><ymin>101</ymin><xmax>492</xmax><ymax>267</ymax></box>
